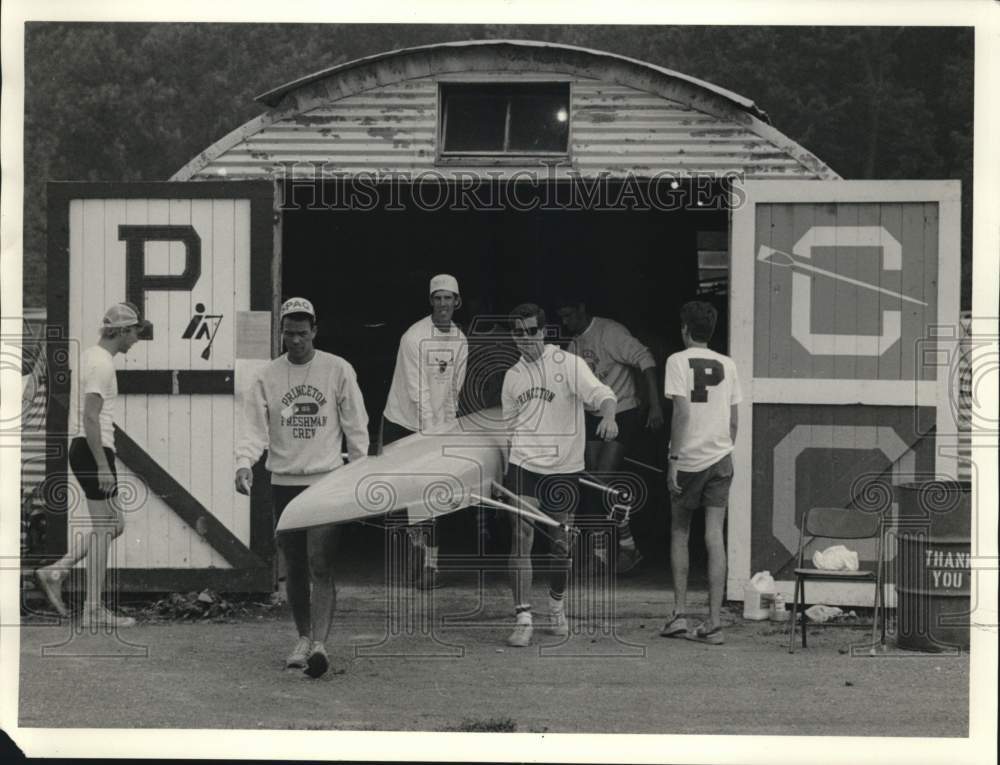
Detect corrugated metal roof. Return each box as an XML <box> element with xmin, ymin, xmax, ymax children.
<box><xmin>256</xmin><ymin>39</ymin><xmax>768</xmax><ymax>121</ymax></box>
<box><xmin>173</xmin><ymin>40</ymin><xmax>839</xmax><ymax>182</ymax></box>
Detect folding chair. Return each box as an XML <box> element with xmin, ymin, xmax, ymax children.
<box><xmin>788</xmin><ymin>506</ymin><xmax>887</xmax><ymax>653</ymax></box>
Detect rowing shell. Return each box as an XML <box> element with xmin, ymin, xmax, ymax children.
<box><xmin>276</xmin><ymin>408</ymin><xmax>509</xmax><ymax>532</ymax></box>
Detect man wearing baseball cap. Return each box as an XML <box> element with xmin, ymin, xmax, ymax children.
<box><xmin>382</xmin><ymin>274</ymin><xmax>468</xmax><ymax>589</ymax></box>
<box><xmin>36</xmin><ymin>302</ymin><xmax>150</xmax><ymax>627</ymax></box>
<box><xmin>234</xmin><ymin>297</ymin><xmax>369</xmax><ymax>678</ymax></box>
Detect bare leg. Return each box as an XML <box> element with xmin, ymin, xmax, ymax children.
<box><xmin>593</xmin><ymin>441</ymin><xmax>639</xmax><ymax>562</ymax></box>
<box><xmin>505</xmin><ymin>507</ymin><xmax>537</xmax><ymax>646</ymax></box>
<box><xmin>583</xmin><ymin>442</ymin><xmax>610</xmax><ymax>560</ymax></box>
<box><xmin>38</xmin><ymin>496</ymin><xmax>125</xmax><ymax>615</ymax></box>
<box><xmin>669</xmin><ymin>502</ymin><xmax>693</xmax><ymax>615</ymax></box>
<box><xmin>84</xmin><ymin>510</ymin><xmax>123</xmax><ymax>610</ymax></box>
<box><xmin>46</xmin><ymin>497</ymin><xmax>112</xmax><ymax>570</ymax></box>
<box><xmin>307</xmin><ymin>526</ymin><xmax>339</xmax><ymax>645</ymax></box>
<box><xmin>509</xmin><ymin>511</ymin><xmax>535</xmax><ymax>608</ymax></box>
<box><xmin>408</xmin><ymin>520</ymin><xmax>440</xmax><ymax>588</ymax></box>
<box><xmin>278</xmin><ymin>530</ymin><xmax>311</xmax><ymax>638</ymax></box>
<box><xmin>544</xmin><ymin>509</ymin><xmax>572</xmax><ymax>599</ymax></box>
<box><xmin>703</xmin><ymin>505</ymin><xmax>728</xmax><ymax>629</ymax></box>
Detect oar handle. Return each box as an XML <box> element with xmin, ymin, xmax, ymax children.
<box><xmin>472</xmin><ymin>492</ymin><xmax>576</xmax><ymax>535</ymax></box>
<box><xmin>579</xmin><ymin>476</ymin><xmax>626</xmax><ymax>498</ymax></box>
<box><xmin>624</xmin><ymin>456</ymin><xmax>664</xmax><ymax>475</ymax></box>
<box><xmin>487</xmin><ymin>482</ymin><xmax>581</xmax><ymax>535</ymax></box>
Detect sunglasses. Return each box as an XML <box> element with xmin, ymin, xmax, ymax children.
<box><xmin>511</xmin><ymin>325</ymin><xmax>541</xmax><ymax>337</ymax></box>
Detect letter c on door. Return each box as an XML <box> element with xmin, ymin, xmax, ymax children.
<box><xmin>789</xmin><ymin>226</ymin><xmax>902</xmax><ymax>357</ymax></box>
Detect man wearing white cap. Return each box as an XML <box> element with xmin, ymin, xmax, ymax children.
<box><xmin>382</xmin><ymin>274</ymin><xmax>468</xmax><ymax>589</ymax></box>
<box><xmin>234</xmin><ymin>297</ymin><xmax>369</xmax><ymax>678</ymax></box>
<box><xmin>35</xmin><ymin>302</ymin><xmax>151</xmax><ymax>627</ymax></box>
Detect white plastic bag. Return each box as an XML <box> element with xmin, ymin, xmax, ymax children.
<box><xmin>804</xmin><ymin>604</ymin><xmax>844</xmax><ymax>623</ymax></box>
<box><xmin>812</xmin><ymin>544</ymin><xmax>859</xmax><ymax>571</ymax></box>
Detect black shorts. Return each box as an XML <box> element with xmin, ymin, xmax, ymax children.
<box><xmin>503</xmin><ymin>463</ymin><xmax>583</xmax><ymax>517</ymax></box>
<box><xmin>272</xmin><ymin>484</ymin><xmax>340</xmax><ymax>561</ymax></box>
<box><xmin>380</xmin><ymin>417</ymin><xmax>416</xmax><ymax>450</ymax></box>
<box><xmin>585</xmin><ymin>407</ymin><xmax>644</xmax><ymax>445</ymax></box>
<box><xmin>272</xmin><ymin>484</ymin><xmax>309</xmax><ymax>527</ymax></box>
<box><xmin>68</xmin><ymin>437</ymin><xmax>118</xmax><ymax>500</ymax></box>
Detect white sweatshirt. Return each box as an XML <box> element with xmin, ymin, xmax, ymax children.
<box><xmin>502</xmin><ymin>345</ymin><xmax>616</xmax><ymax>474</ymax></box>
<box><xmin>235</xmin><ymin>351</ymin><xmax>369</xmax><ymax>485</ymax></box>
<box><xmin>566</xmin><ymin>317</ymin><xmax>656</xmax><ymax>413</ymax></box>
<box><xmin>383</xmin><ymin>315</ymin><xmax>468</xmax><ymax>433</ymax></box>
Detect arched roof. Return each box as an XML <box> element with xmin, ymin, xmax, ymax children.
<box><xmin>255</xmin><ymin>39</ymin><xmax>767</xmax><ymax>117</ymax></box>
<box><xmin>173</xmin><ymin>39</ymin><xmax>839</xmax><ymax>181</ymax></box>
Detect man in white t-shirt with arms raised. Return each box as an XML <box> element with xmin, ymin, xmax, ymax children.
<box><xmin>35</xmin><ymin>302</ymin><xmax>150</xmax><ymax>627</ymax></box>
<box><xmin>660</xmin><ymin>301</ymin><xmax>740</xmax><ymax>645</ymax></box>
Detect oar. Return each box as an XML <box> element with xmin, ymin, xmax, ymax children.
<box><xmin>757</xmin><ymin>244</ymin><xmax>927</xmax><ymax>306</ymax></box>
<box><xmin>579</xmin><ymin>475</ymin><xmax>626</xmax><ymax>499</ymax></box>
<box><xmin>579</xmin><ymin>474</ymin><xmax>635</xmax><ymax>522</ymax></box>
<box><xmin>471</xmin><ymin>491</ymin><xmax>575</xmax><ymax>535</ymax></box>
<box><xmin>624</xmin><ymin>456</ymin><xmax>664</xmax><ymax>474</ymax></box>
<box><xmin>491</xmin><ymin>481</ymin><xmax>579</xmax><ymax>534</ymax></box>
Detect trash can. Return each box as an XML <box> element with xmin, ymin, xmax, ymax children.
<box><xmin>894</xmin><ymin>481</ymin><xmax>972</xmax><ymax>652</ymax></box>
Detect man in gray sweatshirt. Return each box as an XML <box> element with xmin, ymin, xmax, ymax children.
<box><xmin>234</xmin><ymin>297</ymin><xmax>369</xmax><ymax>678</ymax></box>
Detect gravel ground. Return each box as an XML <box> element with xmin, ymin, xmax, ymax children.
<box><xmin>17</xmin><ymin>575</ymin><xmax>970</xmax><ymax>737</ymax></box>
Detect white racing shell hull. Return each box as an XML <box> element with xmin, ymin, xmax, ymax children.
<box><xmin>276</xmin><ymin>408</ymin><xmax>508</xmax><ymax>532</ymax></box>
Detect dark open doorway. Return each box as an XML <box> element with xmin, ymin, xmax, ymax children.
<box><xmin>281</xmin><ymin>179</ymin><xmax>730</xmax><ymax>574</ymax></box>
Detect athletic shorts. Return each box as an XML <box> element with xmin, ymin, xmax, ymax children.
<box><xmin>503</xmin><ymin>463</ymin><xmax>583</xmax><ymax>518</ymax></box>
<box><xmin>585</xmin><ymin>407</ymin><xmax>643</xmax><ymax>444</ymax></box>
<box><xmin>272</xmin><ymin>484</ymin><xmax>340</xmax><ymax>562</ymax></box>
<box><xmin>672</xmin><ymin>454</ymin><xmax>734</xmax><ymax>511</ymax></box>
<box><xmin>272</xmin><ymin>484</ymin><xmax>309</xmax><ymax>527</ymax></box>
<box><xmin>68</xmin><ymin>437</ymin><xmax>118</xmax><ymax>500</ymax></box>
<box><xmin>380</xmin><ymin>417</ymin><xmax>416</xmax><ymax>450</ymax></box>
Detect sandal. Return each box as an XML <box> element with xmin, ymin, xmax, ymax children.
<box><xmin>659</xmin><ymin>613</ymin><xmax>689</xmax><ymax>638</ymax></box>
<box><xmin>684</xmin><ymin>623</ymin><xmax>725</xmax><ymax>645</ymax></box>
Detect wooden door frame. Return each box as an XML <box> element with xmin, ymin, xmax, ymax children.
<box><xmin>728</xmin><ymin>179</ymin><xmax>961</xmax><ymax>601</ymax></box>
<box><xmin>45</xmin><ymin>181</ymin><xmax>276</xmax><ymax>590</ymax></box>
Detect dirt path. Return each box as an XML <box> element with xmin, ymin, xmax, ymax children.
<box><xmin>18</xmin><ymin>580</ymin><xmax>969</xmax><ymax>735</ymax></box>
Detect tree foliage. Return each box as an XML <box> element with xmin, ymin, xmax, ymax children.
<box><xmin>22</xmin><ymin>23</ymin><xmax>973</xmax><ymax>307</ymax></box>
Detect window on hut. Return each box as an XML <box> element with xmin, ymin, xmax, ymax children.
<box><xmin>440</xmin><ymin>83</ymin><xmax>570</xmax><ymax>156</ymax></box>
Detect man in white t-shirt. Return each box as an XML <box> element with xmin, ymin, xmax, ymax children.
<box><xmin>556</xmin><ymin>297</ymin><xmax>664</xmax><ymax>575</ymax></box>
<box><xmin>382</xmin><ymin>274</ymin><xmax>468</xmax><ymax>589</ymax></box>
<box><xmin>35</xmin><ymin>302</ymin><xmax>150</xmax><ymax>627</ymax></box>
<box><xmin>501</xmin><ymin>303</ymin><xmax>617</xmax><ymax>647</ymax></box>
<box><xmin>235</xmin><ymin>297</ymin><xmax>369</xmax><ymax>678</ymax></box>
<box><xmin>660</xmin><ymin>301</ymin><xmax>740</xmax><ymax>646</ymax></box>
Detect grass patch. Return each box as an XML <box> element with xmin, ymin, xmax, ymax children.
<box><xmin>443</xmin><ymin>717</ymin><xmax>518</xmax><ymax>733</ymax></box>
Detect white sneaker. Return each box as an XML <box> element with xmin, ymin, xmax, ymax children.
<box><xmin>285</xmin><ymin>635</ymin><xmax>311</xmax><ymax>669</ymax></box>
<box><xmin>506</xmin><ymin>613</ymin><xmax>533</xmax><ymax>647</ymax></box>
<box><xmin>548</xmin><ymin>608</ymin><xmax>569</xmax><ymax>637</ymax></box>
<box><xmin>304</xmin><ymin>641</ymin><xmax>329</xmax><ymax>679</ymax></box>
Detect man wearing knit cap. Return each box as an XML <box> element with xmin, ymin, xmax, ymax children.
<box><xmin>234</xmin><ymin>297</ymin><xmax>369</xmax><ymax>677</ymax></box>
<box><xmin>35</xmin><ymin>302</ymin><xmax>151</xmax><ymax>627</ymax></box>
<box><xmin>382</xmin><ymin>274</ymin><xmax>469</xmax><ymax>589</ymax></box>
